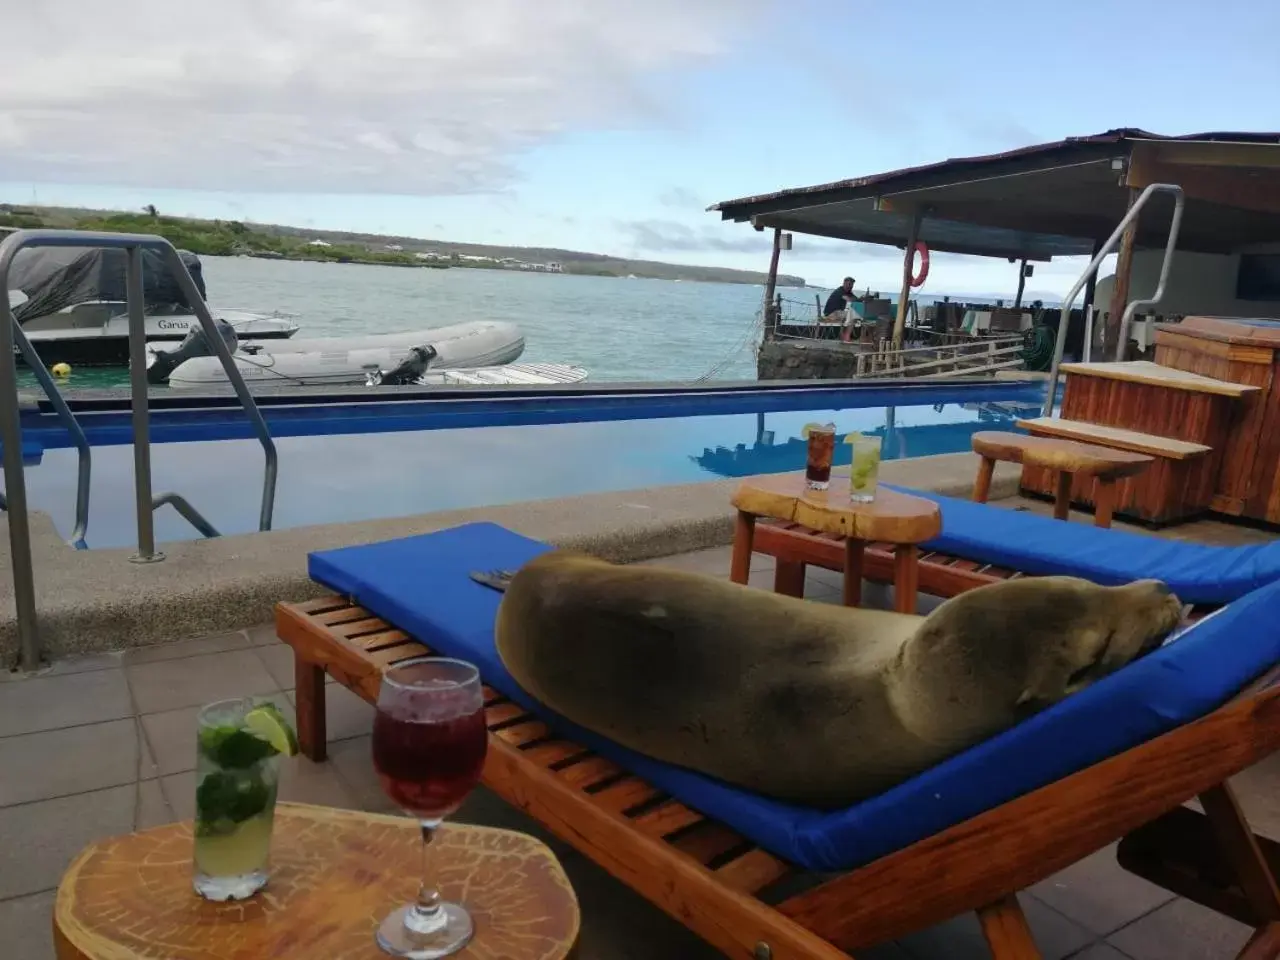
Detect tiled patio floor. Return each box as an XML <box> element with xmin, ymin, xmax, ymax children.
<box><xmin>1</xmin><ymin>543</ymin><xmax>1272</xmax><ymax>959</ymax></box>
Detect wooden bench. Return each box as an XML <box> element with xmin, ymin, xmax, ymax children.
<box><xmin>1015</xmin><ymin>417</ymin><xmax>1214</xmax><ymax>525</ymax></box>
<box><xmin>274</xmin><ymin>596</ymin><xmax>1280</xmax><ymax>959</ymax></box>
<box><xmin>971</xmin><ymin>430</ymin><xmax>1154</xmax><ymax>528</ymax></box>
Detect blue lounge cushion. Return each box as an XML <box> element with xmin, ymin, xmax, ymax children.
<box><xmin>309</xmin><ymin>522</ymin><xmax>1280</xmax><ymax>872</ymax></box>
<box><xmin>885</xmin><ymin>485</ymin><xmax>1279</xmax><ymax>605</ymax></box>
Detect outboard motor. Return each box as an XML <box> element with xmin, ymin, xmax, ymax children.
<box><xmin>367</xmin><ymin>344</ymin><xmax>438</xmax><ymax>387</ymax></box>
<box><xmin>145</xmin><ymin>318</ymin><xmax>239</xmax><ymax>385</ymax></box>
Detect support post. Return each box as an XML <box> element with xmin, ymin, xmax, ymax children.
<box><xmin>893</xmin><ymin>209</ymin><xmax>923</xmax><ymax>347</ymax></box>
<box><xmin>762</xmin><ymin>228</ymin><xmax>782</xmax><ymax>342</ymax></box>
<box><xmin>1013</xmin><ymin>258</ymin><xmax>1028</xmax><ymax>308</ymax></box>
<box><xmin>1104</xmin><ymin>189</ymin><xmax>1139</xmax><ymax>360</ymax></box>
<box><xmin>1081</xmin><ymin>238</ymin><xmax>1102</xmax><ymax>362</ymax></box>
<box><xmin>0</xmin><ymin>238</ymin><xmax>40</xmax><ymax>671</ymax></box>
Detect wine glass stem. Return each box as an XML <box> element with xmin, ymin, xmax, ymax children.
<box><xmin>407</xmin><ymin>821</ymin><xmax>444</xmax><ymax>934</ymax></box>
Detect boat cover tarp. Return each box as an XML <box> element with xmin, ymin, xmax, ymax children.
<box><xmin>307</xmin><ymin>521</ymin><xmax>1280</xmax><ymax>872</ymax></box>
<box><xmin>9</xmin><ymin>247</ymin><xmax>206</xmax><ymax>324</ymax></box>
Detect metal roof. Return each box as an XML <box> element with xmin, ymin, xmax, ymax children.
<box><xmin>710</xmin><ymin>130</ymin><xmax>1280</xmax><ymax>260</ymax></box>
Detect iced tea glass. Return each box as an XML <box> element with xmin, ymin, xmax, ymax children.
<box><xmin>192</xmin><ymin>698</ymin><xmax>283</xmax><ymax>901</ymax></box>
<box><xmin>804</xmin><ymin>422</ymin><xmax>837</xmax><ymax>490</ymax></box>
<box><xmin>848</xmin><ymin>434</ymin><xmax>883</xmax><ymax>503</ymax></box>
<box><xmin>372</xmin><ymin>657</ymin><xmax>488</xmax><ymax>959</ymax></box>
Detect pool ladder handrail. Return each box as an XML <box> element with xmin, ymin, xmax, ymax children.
<box><xmin>1042</xmin><ymin>182</ymin><xmax>1185</xmax><ymax>413</ymax></box>
<box><xmin>12</xmin><ymin>320</ymin><xmax>92</xmax><ymax>549</ymax></box>
<box><xmin>0</xmin><ymin>229</ymin><xmax>279</xmax><ymax>672</ymax></box>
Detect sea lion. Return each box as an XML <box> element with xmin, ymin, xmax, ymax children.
<box><xmin>494</xmin><ymin>552</ymin><xmax>1183</xmax><ymax>809</ymax></box>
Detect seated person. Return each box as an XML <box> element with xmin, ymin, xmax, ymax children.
<box><xmin>823</xmin><ymin>277</ymin><xmax>860</xmax><ymax>319</ymax></box>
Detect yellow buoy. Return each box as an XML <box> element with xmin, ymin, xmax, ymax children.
<box><xmin>51</xmin><ymin>362</ymin><xmax>71</xmax><ymax>378</ymax></box>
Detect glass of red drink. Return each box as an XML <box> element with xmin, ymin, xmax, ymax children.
<box><xmin>804</xmin><ymin>422</ymin><xmax>837</xmax><ymax>490</ymax></box>
<box><xmin>372</xmin><ymin>657</ymin><xmax>487</xmax><ymax>959</ymax></box>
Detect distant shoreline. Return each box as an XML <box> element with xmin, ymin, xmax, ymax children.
<box><xmin>1</xmin><ymin>203</ymin><xmax>807</xmax><ymax>288</ymax></box>
<box><xmin>232</xmin><ymin>251</ymin><xmax>806</xmax><ymax>286</ymax></box>
<box><xmin>242</xmin><ymin>250</ymin><xmax>450</xmax><ymax>269</ymax></box>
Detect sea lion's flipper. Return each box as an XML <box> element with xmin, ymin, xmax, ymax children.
<box><xmin>470</xmin><ymin>569</ymin><xmax>514</xmax><ymax>593</ymax></box>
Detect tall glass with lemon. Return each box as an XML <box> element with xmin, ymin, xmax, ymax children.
<box><xmin>192</xmin><ymin>698</ymin><xmax>298</xmax><ymax>901</ymax></box>
<box><xmin>846</xmin><ymin>433</ymin><xmax>883</xmax><ymax>503</ymax></box>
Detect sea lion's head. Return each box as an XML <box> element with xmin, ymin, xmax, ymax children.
<box><xmin>899</xmin><ymin>576</ymin><xmax>1183</xmax><ymax>739</ymax></box>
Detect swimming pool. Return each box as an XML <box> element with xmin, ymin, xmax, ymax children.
<box><xmin>19</xmin><ymin>381</ymin><xmax>1042</xmax><ymax>550</ymax></box>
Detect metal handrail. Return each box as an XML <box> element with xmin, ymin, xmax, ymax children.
<box><xmin>1113</xmin><ymin>190</ymin><xmax>1185</xmax><ymax>360</ymax></box>
<box><xmin>1042</xmin><ymin>183</ymin><xmax>1185</xmax><ymax>412</ymax></box>
<box><xmin>0</xmin><ymin>229</ymin><xmax>279</xmax><ymax>669</ymax></box>
<box><xmin>10</xmin><ymin>322</ymin><xmax>91</xmax><ymax>549</ymax></box>
<box><xmin>154</xmin><ymin>492</ymin><xmax>220</xmax><ymax>539</ymax></box>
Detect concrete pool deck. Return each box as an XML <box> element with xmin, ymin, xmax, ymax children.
<box><xmin>1</xmin><ymin>539</ymin><xmax>1272</xmax><ymax>959</ymax></box>
<box><xmin>0</xmin><ymin>451</ymin><xmax>1024</xmax><ymax>666</ymax></box>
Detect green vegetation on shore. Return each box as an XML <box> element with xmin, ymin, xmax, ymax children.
<box><xmin>0</xmin><ymin>207</ymin><xmax>443</xmax><ymax>269</ymax></box>
<box><xmin>0</xmin><ymin>204</ymin><xmax>806</xmax><ymax>287</ymax></box>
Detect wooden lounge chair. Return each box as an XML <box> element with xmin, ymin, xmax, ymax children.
<box><xmin>750</xmin><ymin>484</ymin><xmax>1274</xmax><ymax>615</ymax></box>
<box><xmin>754</xmin><ymin>517</ymin><xmax>1033</xmax><ymax>605</ymax></box>
<box><xmin>755</xmin><ymin>518</ymin><xmax>1089</xmax><ymax>607</ymax></box>
<box><xmin>276</xmin><ymin>530</ymin><xmax>1280</xmax><ymax>959</ymax></box>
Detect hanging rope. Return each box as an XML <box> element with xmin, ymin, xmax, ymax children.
<box><xmin>693</xmin><ymin>310</ymin><xmax>764</xmax><ymax>382</ymax></box>
<box><xmin>1019</xmin><ymin>324</ymin><xmax>1056</xmax><ymax>372</ymax></box>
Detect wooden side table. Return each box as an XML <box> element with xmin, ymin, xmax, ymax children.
<box><xmin>971</xmin><ymin>430</ymin><xmax>1154</xmax><ymax>528</ymax></box>
<box><xmin>730</xmin><ymin>473</ymin><xmax>941</xmax><ymax>613</ymax></box>
<box><xmin>54</xmin><ymin>802</ymin><xmax>579</xmax><ymax>960</ymax></box>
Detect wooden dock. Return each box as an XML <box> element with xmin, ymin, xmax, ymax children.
<box><xmin>761</xmin><ymin>329</ymin><xmax>1029</xmax><ymax>381</ymax></box>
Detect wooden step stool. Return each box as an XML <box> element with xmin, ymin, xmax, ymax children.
<box><xmin>971</xmin><ymin>430</ymin><xmax>1154</xmax><ymax>528</ymax></box>
<box><xmin>1016</xmin><ymin>418</ymin><xmax>1211</xmax><ymax>525</ymax></box>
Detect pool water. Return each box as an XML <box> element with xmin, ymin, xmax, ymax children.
<box><xmin>22</xmin><ymin>399</ymin><xmax>1035</xmax><ymax>549</ymax></box>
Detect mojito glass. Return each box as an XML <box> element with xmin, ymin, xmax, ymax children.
<box><xmin>848</xmin><ymin>434</ymin><xmax>883</xmax><ymax>503</ymax></box>
<box><xmin>192</xmin><ymin>698</ymin><xmax>296</xmax><ymax>901</ymax></box>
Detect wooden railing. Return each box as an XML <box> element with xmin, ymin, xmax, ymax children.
<box><xmin>855</xmin><ymin>335</ymin><xmax>1027</xmax><ymax>378</ymax></box>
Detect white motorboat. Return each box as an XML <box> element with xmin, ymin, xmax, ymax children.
<box><xmin>23</xmin><ymin>303</ymin><xmax>298</xmax><ymax>366</ymax></box>
<box><xmin>152</xmin><ymin>320</ymin><xmax>527</xmax><ymax>389</ymax></box>
<box><xmin>9</xmin><ymin>245</ymin><xmax>298</xmax><ymax>367</ymax></box>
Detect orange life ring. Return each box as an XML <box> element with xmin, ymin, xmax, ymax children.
<box><xmin>910</xmin><ymin>241</ymin><xmax>929</xmax><ymax>288</ymax></box>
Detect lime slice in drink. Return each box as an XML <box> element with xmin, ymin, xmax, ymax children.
<box><xmin>244</xmin><ymin>703</ymin><xmax>299</xmax><ymax>758</ymax></box>
<box><xmin>802</xmin><ymin>422</ymin><xmax>837</xmax><ymax>439</ymax></box>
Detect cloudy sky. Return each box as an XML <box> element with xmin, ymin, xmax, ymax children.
<box><xmin>3</xmin><ymin>0</ymin><xmax>1279</xmax><ymax>293</ymax></box>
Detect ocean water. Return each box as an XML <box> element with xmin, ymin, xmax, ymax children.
<box><xmin>205</xmin><ymin>257</ymin><xmax>772</xmax><ymax>381</ymax></box>
<box><xmin>27</xmin><ymin>256</ymin><xmax>781</xmax><ymax>389</ymax></box>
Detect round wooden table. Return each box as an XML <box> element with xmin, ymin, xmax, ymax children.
<box><xmin>55</xmin><ymin>802</ymin><xmax>580</xmax><ymax>960</ymax></box>
<box><xmin>730</xmin><ymin>472</ymin><xmax>942</xmax><ymax>612</ymax></box>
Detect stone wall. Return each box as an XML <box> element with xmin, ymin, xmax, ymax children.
<box><xmin>757</xmin><ymin>340</ymin><xmax>864</xmax><ymax>380</ymax></box>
